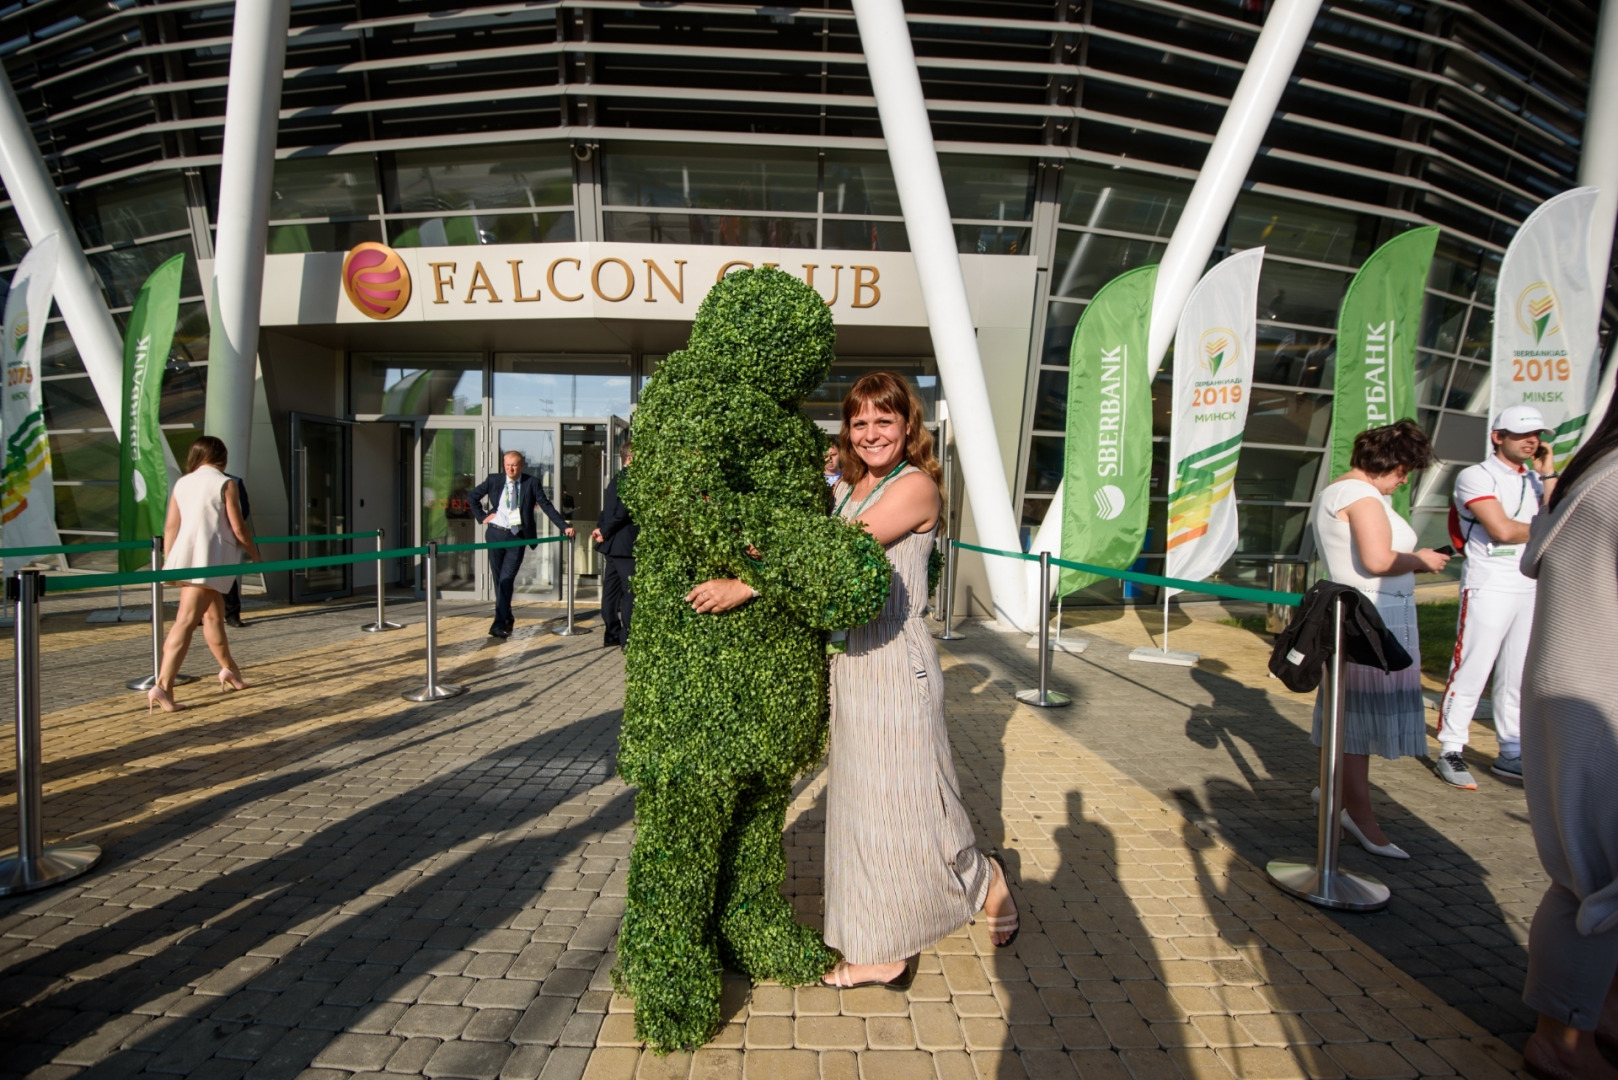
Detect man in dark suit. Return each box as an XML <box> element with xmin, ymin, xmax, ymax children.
<box><xmin>224</xmin><ymin>472</ymin><xmax>252</xmax><ymax>628</ymax></box>
<box><xmin>466</xmin><ymin>450</ymin><xmax>574</xmax><ymax>638</ymax></box>
<box><xmin>591</xmin><ymin>440</ymin><xmax>638</xmax><ymax>648</ymax></box>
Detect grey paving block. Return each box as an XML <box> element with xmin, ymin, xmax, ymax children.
<box><xmin>311</xmin><ymin>1033</ymin><xmax>404</xmax><ymax>1072</ymax></box>
<box><xmin>510</xmin><ymin>996</ymin><xmax>573</xmax><ymax>1046</ymax></box>
<box><xmin>423</xmin><ymin>1040</ymin><xmax>513</xmax><ymax>1080</ymax></box>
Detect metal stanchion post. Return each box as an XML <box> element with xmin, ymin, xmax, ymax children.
<box><xmin>360</xmin><ymin>528</ymin><xmax>402</xmax><ymax>632</ymax></box>
<box><xmin>126</xmin><ymin>537</ymin><xmax>195</xmax><ymax>691</ymax></box>
<box><xmin>1015</xmin><ymin>552</ymin><xmax>1070</xmax><ymax>708</ymax></box>
<box><xmin>1266</xmin><ymin>596</ymin><xmax>1390</xmax><ymax>911</ymax></box>
<box><xmin>1</xmin><ymin>570</ymin><xmax>101</xmax><ymax>896</ymax></box>
<box><xmin>403</xmin><ymin>542</ymin><xmax>464</xmax><ymax>702</ymax></box>
<box><xmin>934</xmin><ymin>539</ymin><xmax>964</xmax><ymax>641</ymax></box>
<box><xmin>552</xmin><ymin>538</ymin><xmax>592</xmax><ymax>637</ymax></box>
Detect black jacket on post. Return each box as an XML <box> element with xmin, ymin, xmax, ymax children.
<box><xmin>466</xmin><ymin>472</ymin><xmax>569</xmax><ymax>546</ymax></box>
<box><xmin>595</xmin><ymin>471</ymin><xmax>638</xmax><ymax>558</ymax></box>
<box><xmin>1268</xmin><ymin>580</ymin><xmax>1413</xmax><ymax>693</ymax></box>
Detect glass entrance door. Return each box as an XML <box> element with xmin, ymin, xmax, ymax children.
<box><xmin>495</xmin><ymin>425</ymin><xmax>562</xmax><ymax>600</ymax></box>
<box><xmin>289</xmin><ymin>414</ymin><xmax>352</xmax><ymax>602</ymax></box>
<box><xmin>418</xmin><ymin>423</ymin><xmax>481</xmax><ymax>596</ymax></box>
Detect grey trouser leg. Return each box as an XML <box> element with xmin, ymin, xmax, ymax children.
<box><xmin>1524</xmin><ymin>881</ymin><xmax>1618</xmax><ymax>1029</ymax></box>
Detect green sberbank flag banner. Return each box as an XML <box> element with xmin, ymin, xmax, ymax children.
<box><xmin>118</xmin><ymin>253</ymin><xmax>186</xmax><ymax>572</ymax></box>
<box><xmin>1328</xmin><ymin>226</ymin><xmax>1439</xmax><ymax>520</ymax></box>
<box><xmin>1060</xmin><ymin>264</ymin><xmax>1156</xmax><ymax>594</ymax></box>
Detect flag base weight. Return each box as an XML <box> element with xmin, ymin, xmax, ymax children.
<box><xmin>1027</xmin><ymin>636</ymin><xmax>1088</xmax><ymax>654</ymax></box>
<box><xmin>1129</xmin><ymin>646</ymin><xmax>1199</xmax><ymax>667</ymax></box>
<box><xmin>126</xmin><ymin>673</ymin><xmax>198</xmax><ymax>691</ymax></box>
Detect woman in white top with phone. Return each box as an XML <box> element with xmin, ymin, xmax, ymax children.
<box><xmin>1311</xmin><ymin>420</ymin><xmax>1450</xmax><ymax>857</ymax></box>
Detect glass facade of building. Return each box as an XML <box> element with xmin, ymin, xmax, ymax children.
<box><xmin>1</xmin><ymin>0</ymin><xmax>1611</xmax><ymax>590</ymax></box>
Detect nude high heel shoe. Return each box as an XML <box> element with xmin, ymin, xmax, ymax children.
<box><xmin>218</xmin><ymin>668</ymin><xmax>248</xmax><ymax>692</ymax></box>
<box><xmin>147</xmin><ymin>685</ymin><xmax>184</xmax><ymax>713</ymax></box>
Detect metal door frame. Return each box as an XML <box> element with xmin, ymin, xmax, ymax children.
<box><xmin>289</xmin><ymin>412</ymin><xmax>354</xmax><ymax>603</ymax></box>
<box><xmin>414</xmin><ymin>417</ymin><xmax>486</xmax><ymax>600</ymax></box>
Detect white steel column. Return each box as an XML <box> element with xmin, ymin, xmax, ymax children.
<box><xmin>203</xmin><ymin>0</ymin><xmax>291</xmax><ymax>473</ymax></box>
<box><xmin>1030</xmin><ymin>0</ymin><xmax>1323</xmax><ymax>564</ymax></box>
<box><xmin>0</xmin><ymin>74</ymin><xmax>130</xmax><ymax>438</ymax></box>
<box><xmin>851</xmin><ymin>0</ymin><xmax>1030</xmax><ymax>629</ymax></box>
<box><xmin>1579</xmin><ymin>0</ymin><xmax>1618</xmax><ymax>444</ymax></box>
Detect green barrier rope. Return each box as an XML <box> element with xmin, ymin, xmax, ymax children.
<box><xmin>38</xmin><ymin>534</ymin><xmax>571</xmax><ymax>595</ymax></box>
<box><xmin>255</xmin><ymin>531</ymin><xmax>379</xmax><ymax>544</ymax></box>
<box><xmin>0</xmin><ymin>540</ymin><xmax>151</xmax><ymax>558</ymax></box>
<box><xmin>951</xmin><ymin>540</ymin><xmax>1304</xmax><ymax>608</ymax></box>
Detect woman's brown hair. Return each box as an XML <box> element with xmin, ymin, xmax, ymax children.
<box><xmin>185</xmin><ymin>435</ymin><xmax>228</xmax><ymax>474</ymax></box>
<box><xmin>1349</xmin><ymin>418</ymin><xmax>1433</xmax><ymax>476</ymax></box>
<box><xmin>837</xmin><ymin>371</ymin><xmax>944</xmax><ymax>494</ymax></box>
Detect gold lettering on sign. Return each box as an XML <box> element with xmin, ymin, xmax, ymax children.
<box><xmin>643</xmin><ymin>259</ymin><xmax>686</xmax><ymax>303</ymax></box>
<box><xmin>592</xmin><ymin>258</ymin><xmax>635</xmax><ymax>303</ymax></box>
<box><xmin>762</xmin><ymin>262</ymin><xmax>779</xmax><ymax>269</ymax></box>
<box><xmin>465</xmin><ymin>262</ymin><xmax>501</xmax><ymax>303</ymax></box>
<box><xmin>716</xmin><ymin>260</ymin><xmax>753</xmax><ymax>281</ymax></box>
<box><xmin>508</xmin><ymin>260</ymin><xmax>541</xmax><ymax>302</ymax></box>
<box><xmin>819</xmin><ymin>265</ymin><xmax>845</xmax><ymax>306</ymax></box>
<box><xmin>547</xmin><ymin>257</ymin><xmax>583</xmax><ymax>302</ymax></box>
<box><xmin>428</xmin><ymin>262</ymin><xmax>457</xmax><ymax>304</ymax></box>
<box><xmin>851</xmin><ymin>265</ymin><xmax>881</xmax><ymax>308</ymax></box>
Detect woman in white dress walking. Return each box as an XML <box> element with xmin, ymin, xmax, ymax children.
<box><xmin>149</xmin><ymin>436</ymin><xmax>260</xmax><ymax>713</ymax></box>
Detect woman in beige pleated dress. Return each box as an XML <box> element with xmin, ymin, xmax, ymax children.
<box><xmin>818</xmin><ymin>372</ymin><xmax>1017</xmax><ymax>989</ymax></box>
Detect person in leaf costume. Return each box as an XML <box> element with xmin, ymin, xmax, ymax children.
<box><xmin>615</xmin><ymin>267</ymin><xmax>892</xmax><ymax>1051</ymax></box>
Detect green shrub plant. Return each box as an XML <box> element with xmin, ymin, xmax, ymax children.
<box><xmin>616</xmin><ymin>267</ymin><xmax>892</xmax><ymax>1051</ymax></box>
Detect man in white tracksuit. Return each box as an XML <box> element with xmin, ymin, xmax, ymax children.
<box><xmin>1435</xmin><ymin>405</ymin><xmax>1558</xmax><ymax>788</ymax></box>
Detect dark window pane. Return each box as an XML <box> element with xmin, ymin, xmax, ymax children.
<box><xmin>1026</xmin><ymin>435</ymin><xmax>1065</xmax><ymax>494</ymax></box>
<box><xmin>88</xmin><ymin>237</ymin><xmax>200</xmax><ymax>308</ymax></box>
<box><xmin>158</xmin><ymin>364</ymin><xmax>207</xmax><ymax>426</ymax></box>
<box><xmin>268</xmin><ymin>220</ymin><xmax>383</xmax><ymax>254</ymax></box>
<box><xmin>1050</xmin><ymin>232</ymin><xmax>1164</xmax><ymax>301</ymax></box>
<box><xmin>601</xmin><ymin>142</ymin><xmax>817</xmax><ymax>214</ymax></box>
<box><xmin>1245</xmin><ymin>388</ymin><xmax>1333</xmax><ymax>447</ymax></box>
<box><xmin>1058</xmin><ymin>164</ymin><xmax>1187</xmax><ymax>237</ymax></box>
<box><xmin>493</xmin><ymin>355</ymin><xmax>633</xmax><ymax>418</ymax></box>
<box><xmin>171</xmin><ymin>301</ymin><xmax>211</xmax><ymax>367</ymax></box>
<box><xmin>1235</xmin><ymin>503</ymin><xmax>1309</xmax><ymax>554</ymax></box>
<box><xmin>1414</xmin><ymin>351</ymin><xmax>1454</xmax><ymax>408</ymax></box>
<box><xmin>386</xmin><ymin>142</ymin><xmax>574</xmax><ymax>214</ymax></box>
<box><xmin>350</xmin><ymin>354</ymin><xmax>484</xmax><ymax>416</ymax></box>
<box><xmin>1461</xmin><ymin>308</ymin><xmax>1491</xmax><ymax>359</ymax></box>
<box><xmin>822</xmin><ymin>219</ymin><xmax>909</xmax><ymax>252</ymax></box>
<box><xmin>71</xmin><ymin>176</ymin><xmax>189</xmax><ymax>248</ymax></box>
<box><xmin>1420</xmin><ymin>295</ymin><xmax>1467</xmax><ymax>353</ymax></box>
<box><xmin>1445</xmin><ymin>360</ymin><xmax>1489</xmax><ymax>412</ymax></box>
<box><xmin>43</xmin><ymin>374</ymin><xmax>109</xmax><ymax>431</ymax></box>
<box><xmin>955</xmin><ymin>223</ymin><xmax>1029</xmax><ymax>256</ymax></box>
<box><xmin>1021</xmin><ymin>497</ymin><xmax>1052</xmax><ymax>531</ymax></box>
<box><xmin>603</xmin><ymin>212</ymin><xmax>813</xmax><ymax>248</ymax></box>
<box><xmin>389</xmin><ymin>212</ymin><xmax>574</xmax><ymax>248</ymax></box>
<box><xmin>49</xmin><ymin>431</ymin><xmax>118</xmax><ymax>482</ymax></box>
<box><xmin>1031</xmin><ymin>368</ymin><xmax>1068</xmax><ymax>431</ymax></box>
<box><xmin>1253</xmin><ymin>324</ymin><xmax>1333</xmax><ymax>388</ymax></box>
<box><xmin>824</xmin><ymin>151</ymin><xmax>900</xmax><ymax>216</ymax></box>
<box><xmin>1234</xmin><ymin>448</ymin><xmax>1322</xmax><ymax>502</ymax></box>
<box><xmin>938</xmin><ymin>154</ymin><xmax>1036</xmax><ymax>222</ymax></box>
<box><xmin>271</xmin><ymin>155</ymin><xmax>379</xmax><ymax>221</ymax></box>
<box><xmin>1230</xmin><ymin>193</ymin><xmax>1369</xmax><ymax>266</ymax></box>
<box><xmin>41</xmin><ymin>322</ymin><xmax>84</xmax><ymax>377</ymax></box>
<box><xmin>0</xmin><ymin>208</ymin><xmax>28</xmax><ymax>266</ymax></box>
<box><xmin>54</xmin><ymin>483</ymin><xmax>117</xmax><ymax>533</ymax></box>
<box><xmin>1258</xmin><ymin>260</ymin><xmax>1351</xmax><ymax>330</ymax></box>
<box><xmin>1042</xmin><ymin>301</ymin><xmax>1084</xmax><ymax>368</ymax></box>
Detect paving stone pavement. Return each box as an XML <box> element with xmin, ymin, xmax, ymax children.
<box><xmin>0</xmin><ymin>596</ymin><xmax>1528</xmax><ymax>1080</ymax></box>
<box><xmin>937</xmin><ymin>604</ymin><xmax>1541</xmax><ymax>1052</ymax></box>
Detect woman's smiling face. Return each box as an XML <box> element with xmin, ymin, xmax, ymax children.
<box><xmin>849</xmin><ymin>403</ymin><xmax>908</xmax><ymax>473</ymax></box>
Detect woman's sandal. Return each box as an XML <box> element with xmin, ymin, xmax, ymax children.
<box><xmin>821</xmin><ymin>955</ymin><xmax>918</xmax><ymax>991</ymax></box>
<box><xmin>986</xmin><ymin>852</ymin><xmax>1020</xmax><ymax>949</ymax></box>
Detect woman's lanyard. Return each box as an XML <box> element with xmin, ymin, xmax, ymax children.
<box><xmin>836</xmin><ymin>461</ymin><xmax>909</xmax><ymax>518</ymax></box>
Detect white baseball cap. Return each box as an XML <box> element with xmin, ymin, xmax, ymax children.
<box><xmin>1492</xmin><ymin>405</ymin><xmax>1551</xmax><ymax>435</ymax></box>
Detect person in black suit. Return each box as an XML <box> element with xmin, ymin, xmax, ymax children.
<box><xmin>223</xmin><ymin>472</ymin><xmax>252</xmax><ymax>628</ymax></box>
<box><xmin>592</xmin><ymin>440</ymin><xmax>638</xmax><ymax>648</ymax></box>
<box><xmin>466</xmin><ymin>450</ymin><xmax>574</xmax><ymax>638</ymax></box>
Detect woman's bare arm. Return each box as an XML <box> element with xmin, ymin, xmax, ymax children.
<box><xmin>162</xmin><ymin>496</ymin><xmax>180</xmax><ymax>561</ymax></box>
<box><xmin>223</xmin><ymin>482</ymin><xmax>260</xmax><ymax>562</ymax></box>
<box><xmin>849</xmin><ymin>471</ymin><xmax>940</xmax><ymax>545</ymax></box>
<box><xmin>1342</xmin><ymin>498</ymin><xmax>1447</xmax><ymax>575</ymax></box>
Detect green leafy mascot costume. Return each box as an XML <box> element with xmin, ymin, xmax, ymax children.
<box><xmin>616</xmin><ymin>268</ymin><xmax>891</xmax><ymax>1051</ymax></box>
